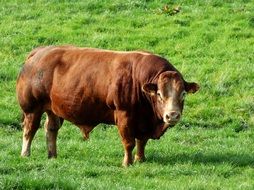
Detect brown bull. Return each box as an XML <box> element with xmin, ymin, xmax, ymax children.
<box><xmin>16</xmin><ymin>46</ymin><xmax>199</xmax><ymax>166</ymax></box>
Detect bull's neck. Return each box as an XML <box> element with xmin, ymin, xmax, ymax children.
<box><xmin>148</xmin><ymin>95</ymin><xmax>163</xmax><ymax>122</ymax></box>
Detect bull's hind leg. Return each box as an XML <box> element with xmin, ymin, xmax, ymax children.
<box><xmin>44</xmin><ymin>111</ymin><xmax>63</xmax><ymax>158</ymax></box>
<box><xmin>21</xmin><ymin>110</ymin><xmax>42</xmax><ymax>157</ymax></box>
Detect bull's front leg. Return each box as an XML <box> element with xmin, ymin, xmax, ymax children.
<box><xmin>116</xmin><ymin>111</ymin><xmax>135</xmax><ymax>167</ymax></box>
<box><xmin>134</xmin><ymin>138</ymin><xmax>148</xmax><ymax>162</ymax></box>
<box><xmin>118</xmin><ymin>127</ymin><xmax>135</xmax><ymax>167</ymax></box>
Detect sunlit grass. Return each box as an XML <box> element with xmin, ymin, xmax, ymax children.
<box><xmin>0</xmin><ymin>0</ymin><xmax>253</xmax><ymax>189</ymax></box>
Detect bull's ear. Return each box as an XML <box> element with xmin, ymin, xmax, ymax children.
<box><xmin>142</xmin><ymin>83</ymin><xmax>158</xmax><ymax>96</ymax></box>
<box><xmin>185</xmin><ymin>82</ymin><xmax>200</xmax><ymax>94</ymax></box>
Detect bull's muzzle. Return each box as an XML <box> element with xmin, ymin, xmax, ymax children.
<box><xmin>164</xmin><ymin>111</ymin><xmax>181</xmax><ymax>125</ymax></box>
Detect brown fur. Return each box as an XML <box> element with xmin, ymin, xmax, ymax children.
<box><xmin>16</xmin><ymin>46</ymin><xmax>199</xmax><ymax>166</ymax></box>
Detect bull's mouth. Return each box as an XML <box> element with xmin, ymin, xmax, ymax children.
<box><xmin>165</xmin><ymin>120</ymin><xmax>179</xmax><ymax>126</ymax></box>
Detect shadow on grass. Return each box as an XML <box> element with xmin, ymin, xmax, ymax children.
<box><xmin>148</xmin><ymin>152</ymin><xmax>254</xmax><ymax>167</ymax></box>
<box><xmin>1</xmin><ymin>178</ymin><xmax>77</xmax><ymax>190</ymax></box>
<box><xmin>0</xmin><ymin>119</ymin><xmax>22</xmax><ymax>131</ymax></box>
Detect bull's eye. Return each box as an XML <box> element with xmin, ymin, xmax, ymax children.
<box><xmin>157</xmin><ymin>92</ymin><xmax>163</xmax><ymax>102</ymax></box>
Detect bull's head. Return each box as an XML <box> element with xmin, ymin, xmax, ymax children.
<box><xmin>142</xmin><ymin>71</ymin><xmax>199</xmax><ymax>126</ymax></box>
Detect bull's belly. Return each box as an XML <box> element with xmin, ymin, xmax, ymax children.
<box><xmin>50</xmin><ymin>100</ymin><xmax>115</xmax><ymax>126</ymax></box>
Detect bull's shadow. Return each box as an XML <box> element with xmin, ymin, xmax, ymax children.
<box><xmin>0</xmin><ymin>119</ymin><xmax>22</xmax><ymax>130</ymax></box>
<box><xmin>146</xmin><ymin>152</ymin><xmax>254</xmax><ymax>167</ymax></box>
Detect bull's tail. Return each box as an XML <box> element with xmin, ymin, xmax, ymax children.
<box><xmin>20</xmin><ymin>111</ymin><xmax>25</xmax><ymax>128</ymax></box>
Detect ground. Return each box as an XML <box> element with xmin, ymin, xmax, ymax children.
<box><xmin>0</xmin><ymin>0</ymin><xmax>253</xmax><ymax>189</ymax></box>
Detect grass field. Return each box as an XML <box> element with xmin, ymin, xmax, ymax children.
<box><xmin>0</xmin><ymin>0</ymin><xmax>254</xmax><ymax>189</ymax></box>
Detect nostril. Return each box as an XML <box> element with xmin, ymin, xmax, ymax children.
<box><xmin>169</xmin><ymin>111</ymin><xmax>180</xmax><ymax>120</ymax></box>
<box><xmin>164</xmin><ymin>112</ymin><xmax>181</xmax><ymax>123</ymax></box>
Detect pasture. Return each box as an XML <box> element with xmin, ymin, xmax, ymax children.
<box><xmin>0</xmin><ymin>0</ymin><xmax>253</xmax><ymax>189</ymax></box>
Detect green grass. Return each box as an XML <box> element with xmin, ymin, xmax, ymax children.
<box><xmin>0</xmin><ymin>0</ymin><xmax>253</xmax><ymax>189</ymax></box>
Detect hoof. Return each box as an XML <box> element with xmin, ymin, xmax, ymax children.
<box><xmin>134</xmin><ymin>155</ymin><xmax>146</xmax><ymax>163</ymax></box>
<box><xmin>48</xmin><ymin>152</ymin><xmax>57</xmax><ymax>159</ymax></box>
<box><xmin>21</xmin><ymin>151</ymin><xmax>30</xmax><ymax>157</ymax></box>
<box><xmin>122</xmin><ymin>160</ymin><xmax>133</xmax><ymax>167</ymax></box>
<box><xmin>122</xmin><ymin>162</ymin><xmax>132</xmax><ymax>167</ymax></box>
